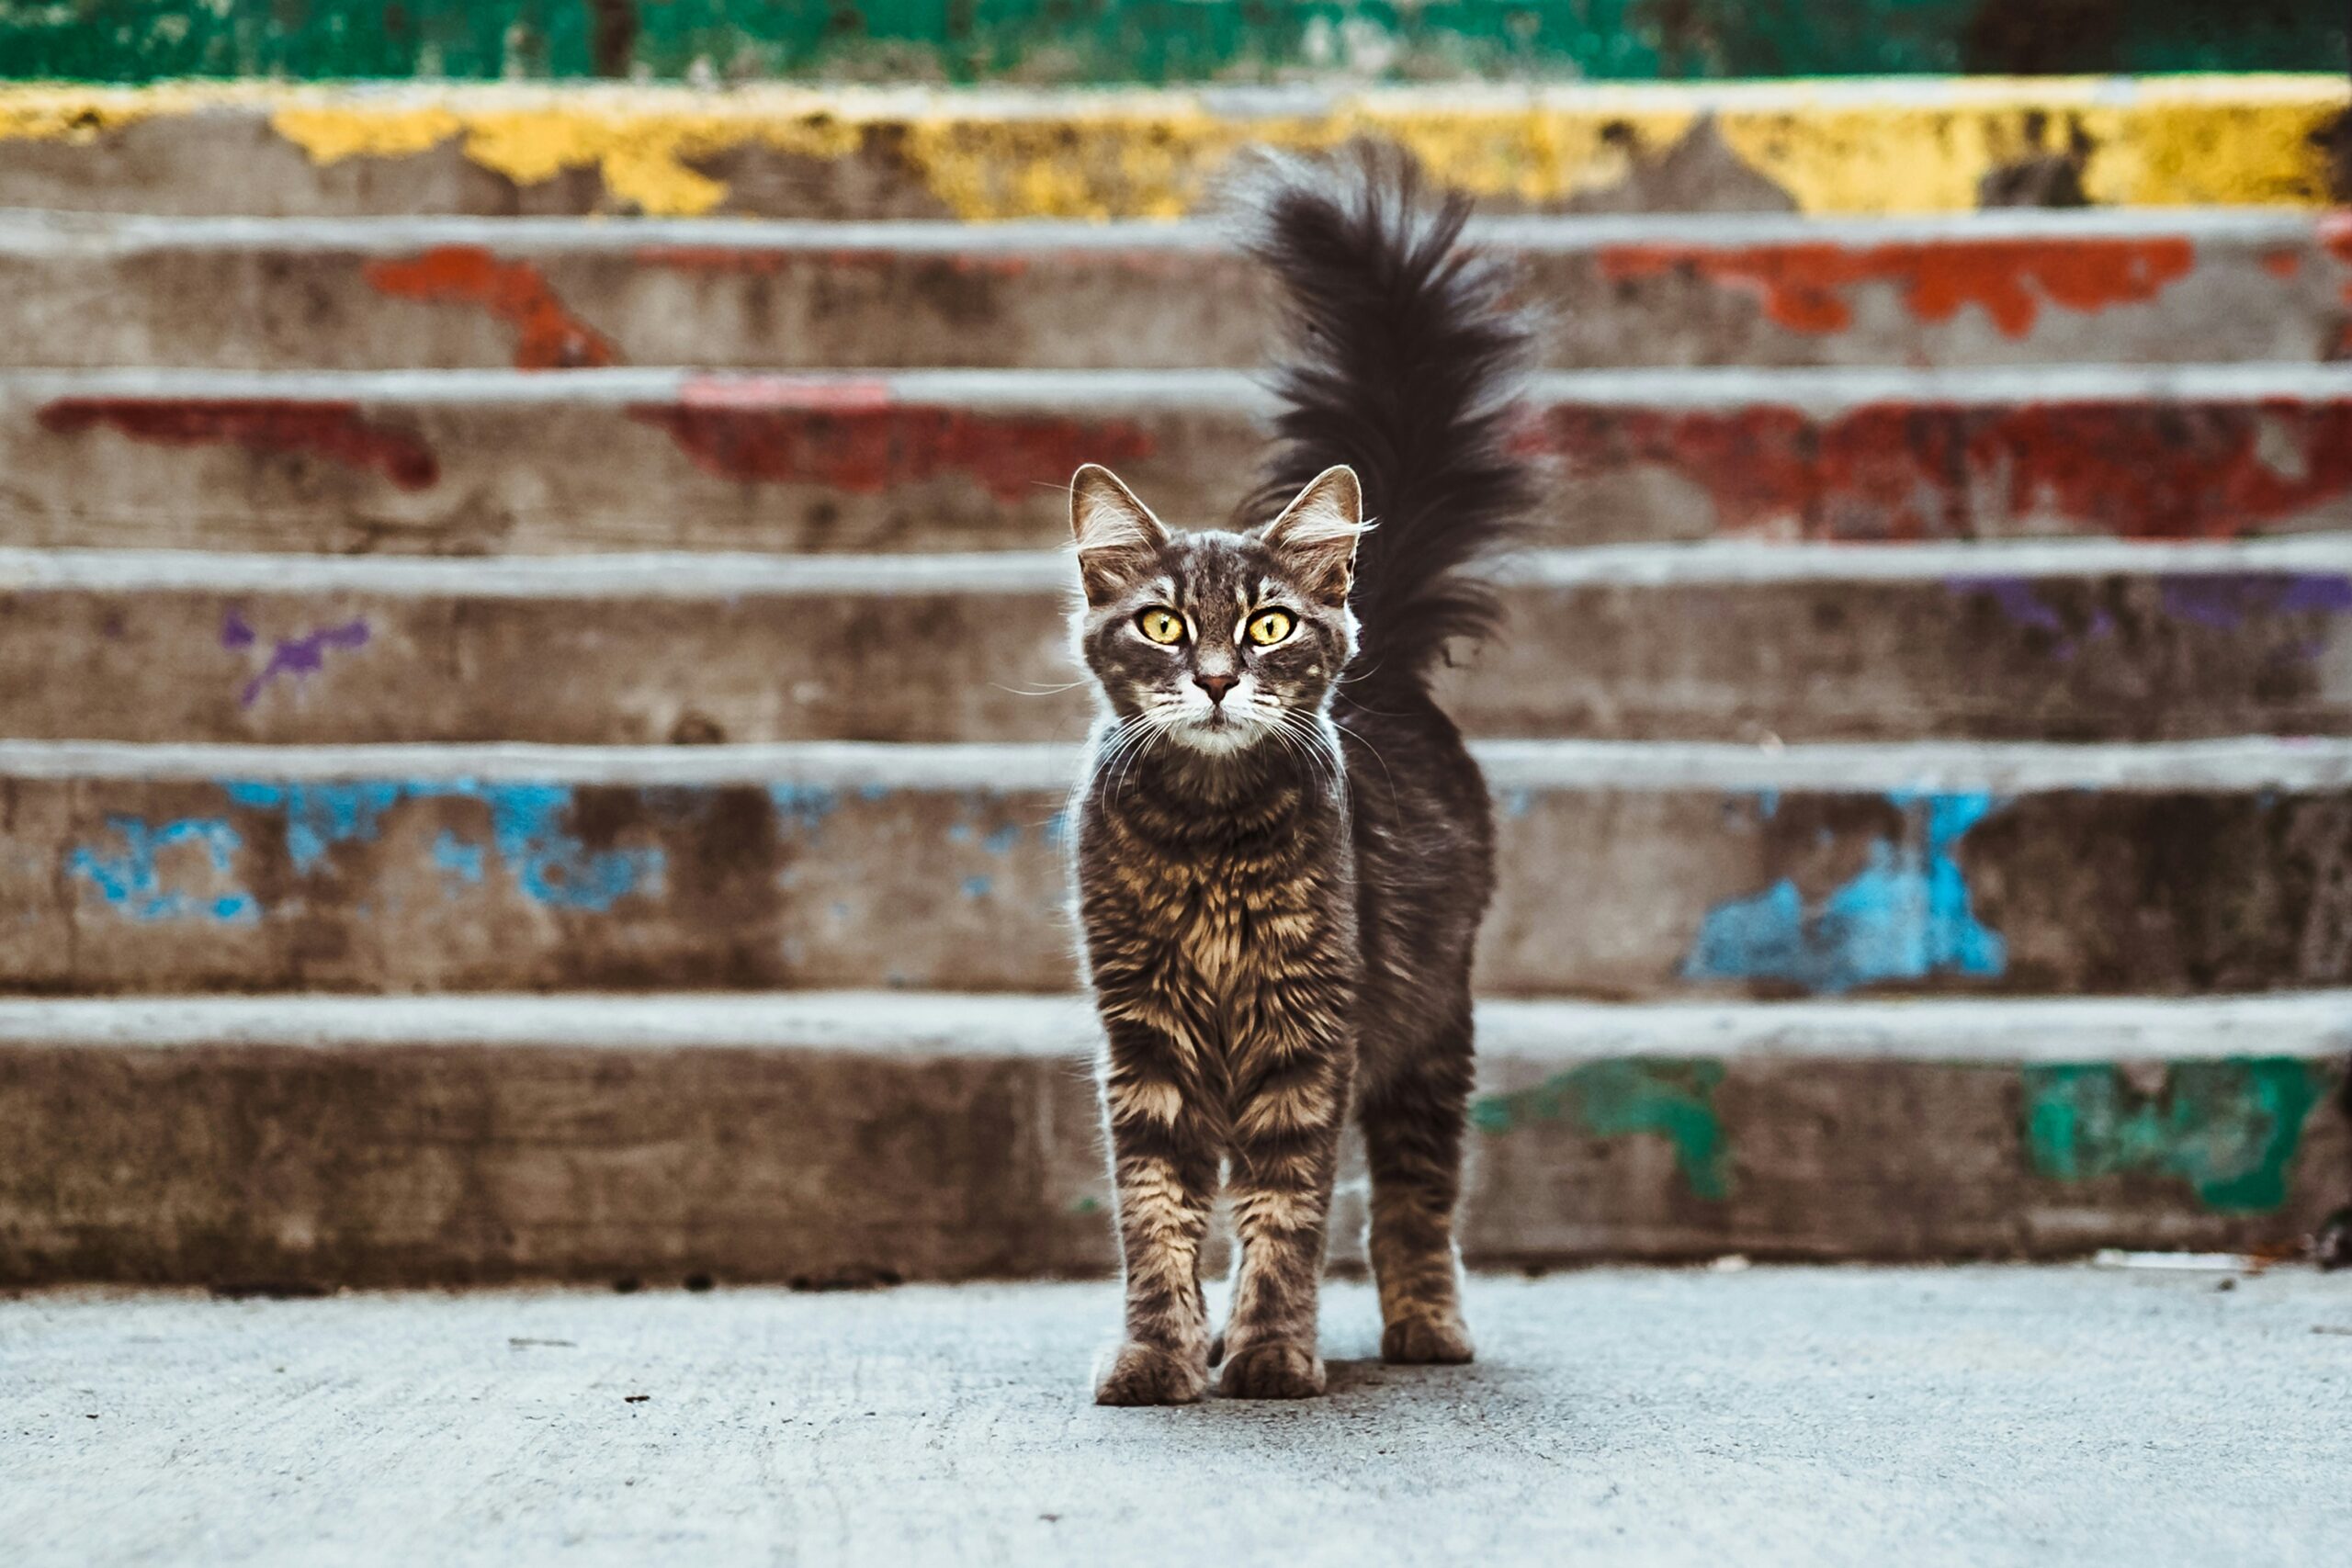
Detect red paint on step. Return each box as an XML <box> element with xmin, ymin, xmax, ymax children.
<box><xmin>630</xmin><ymin>378</ymin><xmax>1153</xmax><ymax>500</ymax></box>
<box><xmin>36</xmin><ymin>400</ymin><xmax>439</xmax><ymax>491</ymax></box>
<box><xmin>2317</xmin><ymin>213</ymin><xmax>2352</xmax><ymax>356</ymax></box>
<box><xmin>2262</xmin><ymin>248</ymin><xmax>2304</xmax><ymax>278</ymax></box>
<box><xmin>1527</xmin><ymin>400</ymin><xmax>2352</xmax><ymax>542</ymax></box>
<box><xmin>365</xmin><ymin>247</ymin><xmax>616</xmax><ymax>370</ymax></box>
<box><xmin>1600</xmin><ymin>237</ymin><xmax>2196</xmax><ymax>339</ymax></box>
<box><xmin>636</xmin><ymin>245</ymin><xmax>792</xmax><ymax>275</ymax></box>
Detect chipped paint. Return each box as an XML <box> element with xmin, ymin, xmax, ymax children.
<box><xmin>0</xmin><ymin>80</ymin><xmax>2342</xmax><ymax>220</ymax></box>
<box><xmin>37</xmin><ymin>399</ymin><xmax>438</xmax><ymax>491</ymax></box>
<box><xmin>2023</xmin><ymin>1059</ymin><xmax>2330</xmax><ymax>1212</ymax></box>
<box><xmin>1600</xmin><ymin>236</ymin><xmax>2196</xmax><ymax>338</ymax></box>
<box><xmin>65</xmin><ymin>815</ymin><xmax>257</xmax><ymax>923</ymax></box>
<box><xmin>1682</xmin><ymin>792</ymin><xmax>2006</xmax><ymax>995</ymax></box>
<box><xmin>2</xmin><ymin>3</ymin><xmax>2345</xmax><ymax>86</ymax></box>
<box><xmin>1471</xmin><ymin>1058</ymin><xmax>1729</xmax><ymax>1201</ymax></box>
<box><xmin>220</xmin><ymin>779</ymin><xmax>664</xmax><ymax>912</ymax></box>
<box><xmin>223</xmin><ymin>615</ymin><xmax>371</xmax><ymax>707</ymax></box>
<box><xmin>429</xmin><ymin>829</ymin><xmax>486</xmax><ymax>886</ymax></box>
<box><xmin>1532</xmin><ymin>400</ymin><xmax>2352</xmax><ymax>541</ymax></box>
<box><xmin>2315</xmin><ymin>212</ymin><xmax>2352</xmax><ymax>356</ymax></box>
<box><xmin>271</xmin><ymin>96</ymin><xmax>862</xmax><ymax>218</ymax></box>
<box><xmin>767</xmin><ymin>782</ymin><xmax>840</xmax><ymax>838</ymax></box>
<box><xmin>364</xmin><ymin>247</ymin><xmax>616</xmax><ymax>370</ymax></box>
<box><xmin>630</xmin><ymin>385</ymin><xmax>1154</xmax><ymax>500</ymax></box>
<box><xmin>2158</xmin><ymin>574</ymin><xmax>2352</xmax><ymax>632</ymax></box>
<box><xmin>1950</xmin><ymin>578</ymin><xmax>2114</xmax><ymax>660</ymax></box>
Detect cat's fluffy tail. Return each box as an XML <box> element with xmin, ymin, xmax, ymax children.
<box><xmin>1236</xmin><ymin>145</ymin><xmax>1536</xmax><ymax>694</ymax></box>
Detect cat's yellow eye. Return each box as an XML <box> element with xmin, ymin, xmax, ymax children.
<box><xmin>1136</xmin><ymin>607</ymin><xmax>1187</xmax><ymax>645</ymax></box>
<box><xmin>1247</xmin><ymin>609</ymin><xmax>1295</xmax><ymax>647</ymax></box>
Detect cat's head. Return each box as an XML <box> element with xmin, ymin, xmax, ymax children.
<box><xmin>1067</xmin><ymin>463</ymin><xmax>1363</xmax><ymax>757</ymax></box>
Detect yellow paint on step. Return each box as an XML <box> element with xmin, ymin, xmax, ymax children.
<box><xmin>0</xmin><ymin>77</ymin><xmax>2341</xmax><ymax>220</ymax></box>
<box><xmin>269</xmin><ymin>96</ymin><xmax>865</xmax><ymax>218</ymax></box>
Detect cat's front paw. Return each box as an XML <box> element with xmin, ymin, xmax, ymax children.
<box><xmin>1381</xmin><ymin>1313</ymin><xmax>1475</xmax><ymax>1365</ymax></box>
<box><xmin>1216</xmin><ymin>1340</ymin><xmax>1326</xmax><ymax>1400</ymax></box>
<box><xmin>1092</xmin><ymin>1341</ymin><xmax>1209</xmax><ymax>1406</ymax></box>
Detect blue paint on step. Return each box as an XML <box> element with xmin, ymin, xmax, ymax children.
<box><xmin>65</xmin><ymin>815</ymin><xmax>258</xmax><ymax>923</ymax></box>
<box><xmin>1681</xmin><ymin>792</ymin><xmax>2007</xmax><ymax>995</ymax></box>
<box><xmin>219</xmin><ymin>779</ymin><xmax>664</xmax><ymax>913</ymax></box>
<box><xmin>430</xmin><ymin>829</ymin><xmax>487</xmax><ymax>886</ymax></box>
<box><xmin>767</xmin><ymin>782</ymin><xmax>841</xmax><ymax>838</ymax></box>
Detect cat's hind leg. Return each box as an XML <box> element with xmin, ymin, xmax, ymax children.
<box><xmin>1359</xmin><ymin>1000</ymin><xmax>1476</xmax><ymax>1365</ymax></box>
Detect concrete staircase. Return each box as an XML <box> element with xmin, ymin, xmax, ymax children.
<box><xmin>3</xmin><ymin>78</ymin><xmax>2349</xmax><ymax>1290</ymax></box>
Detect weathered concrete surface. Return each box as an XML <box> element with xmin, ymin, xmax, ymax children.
<box><xmin>4</xmin><ymin>1269</ymin><xmax>2348</xmax><ymax>1567</ymax></box>
<box><xmin>13</xmin><ymin>739</ymin><xmax>2352</xmax><ymax>998</ymax></box>
<box><xmin>11</xmin><ymin>542</ymin><xmax>2352</xmax><ymax>745</ymax></box>
<box><xmin>4</xmin><ymin>0</ymin><xmax>2337</xmax><ymax>85</ymax></box>
<box><xmin>0</xmin><ymin>78</ymin><xmax>2340</xmax><ymax>220</ymax></box>
<box><xmin>7</xmin><ymin>209</ymin><xmax>2349</xmax><ymax>372</ymax></box>
<box><xmin>0</xmin><ymin>993</ymin><xmax>2343</xmax><ymax>1286</ymax></box>
<box><xmin>10</xmin><ymin>367</ymin><xmax>2352</xmax><ymax>554</ymax></box>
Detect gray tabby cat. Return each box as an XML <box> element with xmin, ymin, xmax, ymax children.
<box><xmin>1068</xmin><ymin>149</ymin><xmax>1533</xmax><ymax>1403</ymax></box>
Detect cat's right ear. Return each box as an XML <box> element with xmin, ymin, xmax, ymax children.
<box><xmin>1069</xmin><ymin>464</ymin><xmax>1170</xmax><ymax>605</ymax></box>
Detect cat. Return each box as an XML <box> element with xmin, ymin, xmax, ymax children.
<box><xmin>1067</xmin><ymin>147</ymin><xmax>1534</xmax><ymax>1404</ymax></box>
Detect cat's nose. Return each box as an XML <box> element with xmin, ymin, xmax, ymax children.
<box><xmin>1193</xmin><ymin>673</ymin><xmax>1238</xmax><ymax>705</ymax></box>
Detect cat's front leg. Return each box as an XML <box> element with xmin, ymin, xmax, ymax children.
<box><xmin>1217</xmin><ymin>979</ymin><xmax>1354</xmax><ymax>1400</ymax></box>
<box><xmin>1092</xmin><ymin>1014</ymin><xmax>1220</xmax><ymax>1406</ymax></box>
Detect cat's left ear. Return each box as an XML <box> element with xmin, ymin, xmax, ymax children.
<box><xmin>1261</xmin><ymin>465</ymin><xmax>1363</xmax><ymax>607</ymax></box>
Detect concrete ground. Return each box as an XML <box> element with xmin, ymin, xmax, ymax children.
<box><xmin>5</xmin><ymin>1267</ymin><xmax>2347</xmax><ymax>1567</ymax></box>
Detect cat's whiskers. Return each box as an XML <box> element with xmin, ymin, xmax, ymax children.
<box><xmin>993</xmin><ymin>677</ymin><xmax>1091</xmax><ymax>697</ymax></box>
<box><xmin>1271</xmin><ymin>708</ymin><xmax>1346</xmax><ymax>793</ymax></box>
<box><xmin>1323</xmin><ymin>711</ymin><xmax>1398</xmax><ymax>801</ymax></box>
<box><xmin>1109</xmin><ymin>701</ymin><xmax>1189</xmax><ymax>798</ymax></box>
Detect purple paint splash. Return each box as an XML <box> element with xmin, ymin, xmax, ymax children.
<box><xmin>1949</xmin><ymin>577</ymin><xmax>2113</xmax><ymax>661</ymax></box>
<box><xmin>234</xmin><ymin>617</ymin><xmax>371</xmax><ymax>706</ymax></box>
<box><xmin>2159</xmin><ymin>574</ymin><xmax>2352</xmax><ymax>631</ymax></box>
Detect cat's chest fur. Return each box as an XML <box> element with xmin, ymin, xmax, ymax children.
<box><xmin>1122</xmin><ymin>829</ymin><xmax>1338</xmax><ymax>991</ymax></box>
<box><xmin>1081</xmin><ymin>774</ymin><xmax>1358</xmax><ymax>1021</ymax></box>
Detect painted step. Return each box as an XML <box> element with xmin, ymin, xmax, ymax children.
<box><xmin>0</xmin><ymin>78</ymin><xmax>2339</xmax><ymax>220</ymax></box>
<box><xmin>13</xmin><ymin>540</ymin><xmax>2352</xmax><ymax>747</ymax></box>
<box><xmin>8</xmin><ymin>209</ymin><xmax>2352</xmax><ymax>372</ymax></box>
<box><xmin>0</xmin><ymin>991</ymin><xmax>2341</xmax><ymax>1287</ymax></box>
<box><xmin>13</xmin><ymin>738</ymin><xmax>2352</xmax><ymax>999</ymax></box>
<box><xmin>11</xmin><ymin>367</ymin><xmax>2352</xmax><ymax>556</ymax></box>
<box><xmin>5</xmin><ymin>0</ymin><xmax>2337</xmax><ymax>86</ymax></box>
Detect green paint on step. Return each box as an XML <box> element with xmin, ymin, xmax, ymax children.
<box><xmin>2022</xmin><ymin>1058</ymin><xmax>2331</xmax><ymax>1213</ymax></box>
<box><xmin>1472</xmin><ymin>1057</ymin><xmax>1730</xmax><ymax>1202</ymax></box>
<box><xmin>0</xmin><ymin>2</ymin><xmax>2340</xmax><ymax>84</ymax></box>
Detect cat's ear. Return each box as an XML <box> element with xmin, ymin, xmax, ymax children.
<box><xmin>1069</xmin><ymin>464</ymin><xmax>1170</xmax><ymax>604</ymax></box>
<box><xmin>1261</xmin><ymin>465</ymin><xmax>1363</xmax><ymax>607</ymax></box>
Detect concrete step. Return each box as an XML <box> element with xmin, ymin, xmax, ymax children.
<box><xmin>11</xmin><ymin>540</ymin><xmax>2352</xmax><ymax>746</ymax></box>
<box><xmin>14</xmin><ymin>738</ymin><xmax>2352</xmax><ymax>998</ymax></box>
<box><xmin>7</xmin><ymin>209</ymin><xmax>2348</xmax><ymax>372</ymax></box>
<box><xmin>0</xmin><ymin>78</ymin><xmax>2340</xmax><ymax>220</ymax></box>
<box><xmin>1</xmin><ymin>992</ymin><xmax>2342</xmax><ymax>1287</ymax></box>
<box><xmin>10</xmin><ymin>1273</ymin><xmax>2351</xmax><ymax>1568</ymax></box>
<box><xmin>7</xmin><ymin>0</ymin><xmax>2339</xmax><ymax>85</ymax></box>
<box><xmin>11</xmin><ymin>366</ymin><xmax>2352</xmax><ymax>554</ymax></box>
